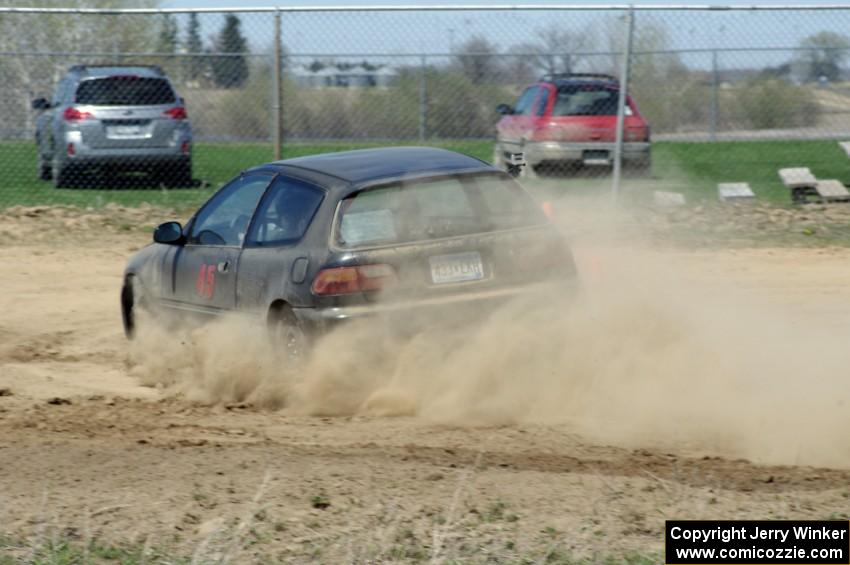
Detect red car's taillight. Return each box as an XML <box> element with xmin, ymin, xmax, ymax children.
<box><xmin>163</xmin><ymin>107</ymin><xmax>187</xmax><ymax>120</ymax></box>
<box><xmin>63</xmin><ymin>107</ymin><xmax>93</xmax><ymax>122</ymax></box>
<box><xmin>311</xmin><ymin>264</ymin><xmax>397</xmax><ymax>296</ymax></box>
<box><xmin>626</xmin><ymin>125</ymin><xmax>650</xmax><ymax>142</ymax></box>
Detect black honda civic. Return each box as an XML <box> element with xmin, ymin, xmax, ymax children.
<box><xmin>122</xmin><ymin>147</ymin><xmax>578</xmax><ymax>357</ymax></box>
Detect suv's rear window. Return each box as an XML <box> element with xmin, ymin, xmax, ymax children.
<box><xmin>337</xmin><ymin>174</ymin><xmax>545</xmax><ymax>248</ymax></box>
<box><xmin>553</xmin><ymin>85</ymin><xmax>619</xmax><ymax>116</ymax></box>
<box><xmin>75</xmin><ymin>77</ymin><xmax>175</xmax><ymax>106</ymax></box>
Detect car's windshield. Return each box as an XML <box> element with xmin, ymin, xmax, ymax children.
<box><xmin>553</xmin><ymin>85</ymin><xmax>619</xmax><ymax>116</ymax></box>
<box><xmin>75</xmin><ymin>77</ymin><xmax>176</xmax><ymax>106</ymax></box>
<box><xmin>337</xmin><ymin>174</ymin><xmax>546</xmax><ymax>248</ymax></box>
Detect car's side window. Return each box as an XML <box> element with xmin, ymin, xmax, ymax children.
<box><xmin>246</xmin><ymin>176</ymin><xmax>324</xmax><ymax>247</ymax></box>
<box><xmin>188</xmin><ymin>174</ymin><xmax>272</xmax><ymax>246</ymax></box>
<box><xmin>514</xmin><ymin>86</ymin><xmax>538</xmax><ymax>116</ymax></box>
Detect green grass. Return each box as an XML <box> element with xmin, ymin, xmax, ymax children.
<box><xmin>0</xmin><ymin>140</ymin><xmax>492</xmax><ymax>211</ymax></box>
<box><xmin>3</xmin><ymin>138</ymin><xmax>850</xmax><ymax>210</ymax></box>
<box><xmin>652</xmin><ymin>139</ymin><xmax>850</xmax><ymax>204</ymax></box>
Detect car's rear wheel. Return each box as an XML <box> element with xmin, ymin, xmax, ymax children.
<box><xmin>53</xmin><ymin>162</ymin><xmax>75</xmax><ymax>189</ymax></box>
<box><xmin>268</xmin><ymin>305</ymin><xmax>310</xmax><ymax>367</ymax></box>
<box><xmin>154</xmin><ymin>160</ymin><xmax>192</xmax><ymax>188</ymax></box>
<box><xmin>37</xmin><ymin>154</ymin><xmax>52</xmax><ymax>181</ymax></box>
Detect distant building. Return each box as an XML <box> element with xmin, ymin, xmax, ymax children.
<box><xmin>291</xmin><ymin>64</ymin><xmax>397</xmax><ymax>88</ymax></box>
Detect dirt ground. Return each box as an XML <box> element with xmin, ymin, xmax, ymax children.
<box><xmin>2</xmin><ymin>203</ymin><xmax>850</xmax><ymax>563</ymax></box>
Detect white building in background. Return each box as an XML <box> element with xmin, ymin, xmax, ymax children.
<box><xmin>292</xmin><ymin>64</ymin><xmax>397</xmax><ymax>88</ymax></box>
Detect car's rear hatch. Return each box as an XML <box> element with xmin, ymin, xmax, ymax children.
<box><xmin>312</xmin><ymin>172</ymin><xmax>577</xmax><ymax>310</ymax></box>
<box><xmin>533</xmin><ymin>84</ymin><xmax>648</xmax><ymax>144</ymax></box>
<box><xmin>71</xmin><ymin>76</ymin><xmax>184</xmax><ymax>149</ymax></box>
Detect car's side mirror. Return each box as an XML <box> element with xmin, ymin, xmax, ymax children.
<box><xmin>31</xmin><ymin>98</ymin><xmax>51</xmax><ymax>110</ymax></box>
<box><xmin>153</xmin><ymin>221</ymin><xmax>185</xmax><ymax>245</ymax></box>
<box><xmin>496</xmin><ymin>103</ymin><xmax>514</xmax><ymax>115</ymax></box>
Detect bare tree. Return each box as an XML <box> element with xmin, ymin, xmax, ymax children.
<box><xmin>453</xmin><ymin>35</ymin><xmax>501</xmax><ymax>84</ymax></box>
<box><xmin>524</xmin><ymin>25</ymin><xmax>597</xmax><ymax>76</ymax></box>
<box><xmin>793</xmin><ymin>31</ymin><xmax>850</xmax><ymax>82</ymax></box>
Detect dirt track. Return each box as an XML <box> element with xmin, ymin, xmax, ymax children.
<box><xmin>3</xmin><ymin>206</ymin><xmax>850</xmax><ymax>563</ymax></box>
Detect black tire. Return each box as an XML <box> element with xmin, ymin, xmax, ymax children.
<box><xmin>121</xmin><ymin>278</ymin><xmax>138</xmax><ymax>340</ymax></box>
<box><xmin>122</xmin><ymin>277</ymin><xmax>156</xmax><ymax>340</ymax></box>
<box><xmin>38</xmin><ymin>155</ymin><xmax>52</xmax><ymax>181</ymax></box>
<box><xmin>155</xmin><ymin>160</ymin><xmax>192</xmax><ymax>188</ymax></box>
<box><xmin>268</xmin><ymin>305</ymin><xmax>311</xmax><ymax>367</ymax></box>
<box><xmin>53</xmin><ymin>162</ymin><xmax>74</xmax><ymax>189</ymax></box>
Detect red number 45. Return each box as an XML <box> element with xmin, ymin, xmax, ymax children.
<box><xmin>195</xmin><ymin>264</ymin><xmax>215</xmax><ymax>299</ymax></box>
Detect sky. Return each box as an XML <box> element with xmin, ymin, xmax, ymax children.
<box><xmin>150</xmin><ymin>1</ymin><xmax>850</xmax><ymax>71</ymax></box>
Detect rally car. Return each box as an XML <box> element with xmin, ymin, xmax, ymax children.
<box><xmin>122</xmin><ymin>147</ymin><xmax>578</xmax><ymax>358</ymax></box>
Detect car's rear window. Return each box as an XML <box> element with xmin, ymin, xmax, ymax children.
<box><xmin>337</xmin><ymin>174</ymin><xmax>546</xmax><ymax>248</ymax></box>
<box><xmin>75</xmin><ymin>77</ymin><xmax>176</xmax><ymax>106</ymax></box>
<box><xmin>553</xmin><ymin>85</ymin><xmax>619</xmax><ymax>116</ymax></box>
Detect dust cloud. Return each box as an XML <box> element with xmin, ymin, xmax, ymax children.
<box><xmin>128</xmin><ymin>194</ymin><xmax>850</xmax><ymax>469</ymax></box>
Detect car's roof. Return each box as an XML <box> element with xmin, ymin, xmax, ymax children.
<box><xmin>538</xmin><ymin>73</ymin><xmax>620</xmax><ymax>89</ymax></box>
<box><xmin>265</xmin><ymin>147</ymin><xmax>495</xmax><ymax>185</ymax></box>
<box><xmin>69</xmin><ymin>65</ymin><xmax>166</xmax><ymax>79</ymax></box>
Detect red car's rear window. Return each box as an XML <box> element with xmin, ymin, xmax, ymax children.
<box><xmin>552</xmin><ymin>85</ymin><xmax>619</xmax><ymax>116</ymax></box>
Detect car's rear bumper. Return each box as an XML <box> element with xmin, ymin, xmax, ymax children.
<box><xmin>60</xmin><ymin>130</ymin><xmax>191</xmax><ymax>168</ymax></box>
<box><xmin>501</xmin><ymin>140</ymin><xmax>650</xmax><ymax>166</ymax></box>
<box><xmin>292</xmin><ymin>279</ymin><xmax>579</xmax><ymax>331</ymax></box>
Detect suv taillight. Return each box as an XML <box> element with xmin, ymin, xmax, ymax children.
<box><xmin>63</xmin><ymin>107</ymin><xmax>92</xmax><ymax>122</ymax></box>
<box><xmin>163</xmin><ymin>107</ymin><xmax>187</xmax><ymax>120</ymax></box>
<box><xmin>311</xmin><ymin>264</ymin><xmax>397</xmax><ymax>296</ymax></box>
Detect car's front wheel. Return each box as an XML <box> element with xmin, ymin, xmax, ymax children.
<box><xmin>268</xmin><ymin>305</ymin><xmax>310</xmax><ymax>367</ymax></box>
<box><xmin>121</xmin><ymin>276</ymin><xmax>157</xmax><ymax>340</ymax></box>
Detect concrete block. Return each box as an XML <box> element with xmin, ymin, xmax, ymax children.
<box><xmin>654</xmin><ymin>190</ymin><xmax>686</xmax><ymax>207</ymax></box>
<box><xmin>718</xmin><ymin>182</ymin><xmax>755</xmax><ymax>202</ymax></box>
<box><xmin>778</xmin><ymin>167</ymin><xmax>817</xmax><ymax>188</ymax></box>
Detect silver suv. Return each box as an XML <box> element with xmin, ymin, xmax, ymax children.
<box><xmin>32</xmin><ymin>65</ymin><xmax>192</xmax><ymax>188</ymax></box>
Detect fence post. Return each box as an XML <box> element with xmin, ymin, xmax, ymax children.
<box><xmin>418</xmin><ymin>55</ymin><xmax>427</xmax><ymax>141</ymax></box>
<box><xmin>272</xmin><ymin>9</ymin><xmax>283</xmax><ymax>161</ymax></box>
<box><xmin>612</xmin><ymin>5</ymin><xmax>635</xmax><ymax>200</ymax></box>
<box><xmin>710</xmin><ymin>49</ymin><xmax>719</xmax><ymax>142</ymax></box>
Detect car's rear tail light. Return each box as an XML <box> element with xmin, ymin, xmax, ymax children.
<box><xmin>626</xmin><ymin>126</ymin><xmax>649</xmax><ymax>142</ymax></box>
<box><xmin>66</xmin><ymin>143</ymin><xmax>76</xmax><ymax>156</ymax></box>
<box><xmin>164</xmin><ymin>107</ymin><xmax>187</xmax><ymax>120</ymax></box>
<box><xmin>63</xmin><ymin>107</ymin><xmax>92</xmax><ymax>122</ymax></box>
<box><xmin>311</xmin><ymin>264</ymin><xmax>397</xmax><ymax>296</ymax></box>
<box><xmin>180</xmin><ymin>140</ymin><xmax>191</xmax><ymax>155</ymax></box>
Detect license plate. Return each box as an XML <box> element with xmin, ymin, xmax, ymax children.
<box><xmin>107</xmin><ymin>125</ymin><xmax>143</xmax><ymax>138</ymax></box>
<box><xmin>583</xmin><ymin>150</ymin><xmax>610</xmax><ymax>165</ymax></box>
<box><xmin>429</xmin><ymin>251</ymin><xmax>484</xmax><ymax>284</ymax></box>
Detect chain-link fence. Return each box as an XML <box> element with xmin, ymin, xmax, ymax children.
<box><xmin>4</xmin><ymin>5</ymin><xmax>850</xmax><ymax>208</ymax></box>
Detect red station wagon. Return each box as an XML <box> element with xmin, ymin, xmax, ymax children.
<box><xmin>494</xmin><ymin>73</ymin><xmax>651</xmax><ymax>177</ymax></box>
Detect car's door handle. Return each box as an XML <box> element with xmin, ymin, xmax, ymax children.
<box><xmin>217</xmin><ymin>261</ymin><xmax>230</xmax><ymax>273</ymax></box>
